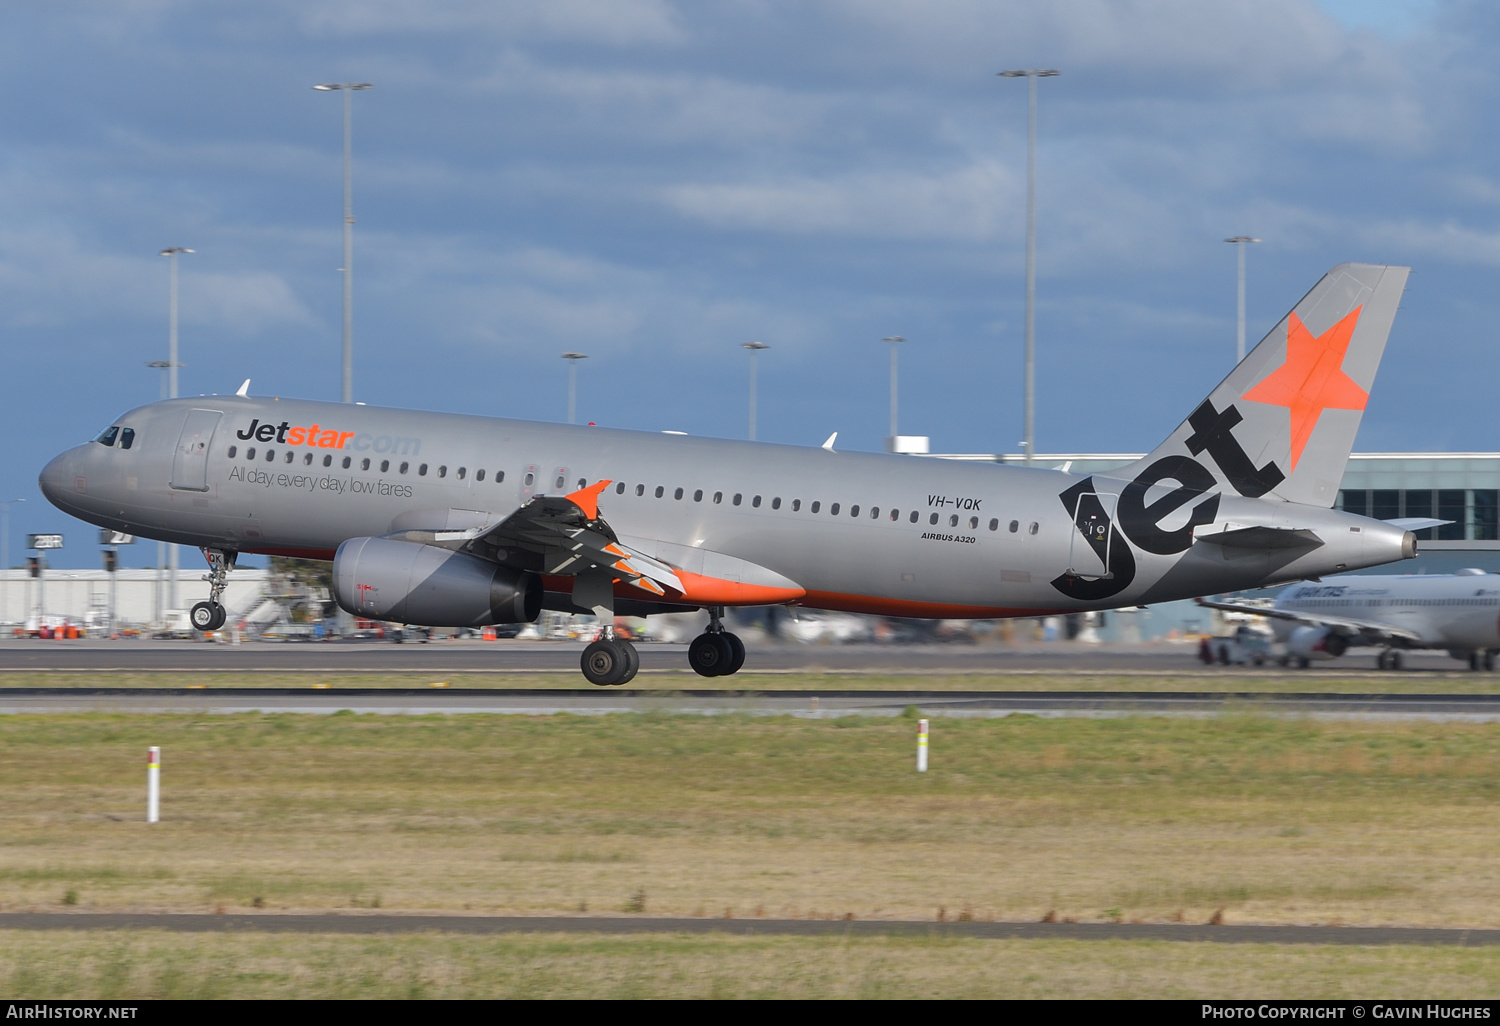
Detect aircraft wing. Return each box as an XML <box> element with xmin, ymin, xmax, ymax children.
<box><xmin>1195</xmin><ymin>597</ymin><xmax>1423</xmax><ymax>645</ymax></box>
<box><xmin>453</xmin><ymin>480</ymin><xmax>684</xmax><ymax>598</ymax></box>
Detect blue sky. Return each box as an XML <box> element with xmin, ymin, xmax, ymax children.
<box><xmin>5</xmin><ymin>0</ymin><xmax>1500</xmax><ymax>567</ymax></box>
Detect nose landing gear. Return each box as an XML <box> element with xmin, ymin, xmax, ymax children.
<box><xmin>689</xmin><ymin>606</ymin><xmax>745</xmax><ymax>677</ymax></box>
<box><xmin>190</xmin><ymin>548</ymin><xmax>236</xmax><ymax>633</ymax></box>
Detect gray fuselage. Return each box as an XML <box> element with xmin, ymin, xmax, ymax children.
<box><xmin>40</xmin><ymin>396</ymin><xmax>1413</xmax><ymax>619</ymax></box>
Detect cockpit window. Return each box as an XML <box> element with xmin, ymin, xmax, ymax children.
<box><xmin>95</xmin><ymin>426</ymin><xmax>119</xmax><ymax>447</ymax></box>
<box><xmin>119</xmin><ymin>428</ymin><xmax>135</xmax><ymax>450</ymax></box>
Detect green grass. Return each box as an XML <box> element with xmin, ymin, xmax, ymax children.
<box><xmin>1</xmin><ymin>711</ymin><xmax>1500</xmax><ymax>930</ymax></box>
<box><xmin>3</xmin><ymin>931</ymin><xmax>1499</xmax><ymax>999</ymax></box>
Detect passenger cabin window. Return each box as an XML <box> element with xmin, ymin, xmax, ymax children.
<box><xmin>889</xmin><ymin>509</ymin><xmax>899</xmax><ymax>521</ymax></box>
<box><xmin>437</xmin><ymin>466</ymin><xmax>446</xmax><ymax>479</ymax></box>
<box><xmin>119</xmin><ymin>429</ymin><xmax>135</xmax><ymax>450</ymax></box>
<box><xmin>456</xmin><ymin>468</ymin><xmax>465</xmax><ymax>480</ymax></box>
<box><xmin>674</xmin><ymin>488</ymin><xmax>684</xmax><ymax>500</ymax></box>
<box><xmin>713</xmin><ymin>492</ymin><xmax>723</xmax><ymax>504</ymax></box>
<box><xmin>95</xmin><ymin>427</ymin><xmax>120</xmax><ymax>447</ymax></box>
<box><xmin>556</xmin><ymin>476</ymin><xmax>566</xmax><ymax>489</ymax></box>
<box><xmin>265</xmin><ymin>449</ymin><xmax>275</xmax><ymax>462</ymax></box>
<box><xmin>850</xmin><ymin>505</ymin><xmax>860</xmax><ymax>517</ymax></box>
<box><xmin>969</xmin><ymin>516</ymin><xmax>979</xmax><ymax>530</ymax></box>
<box><xmin>418</xmin><ymin>464</ymin><xmax>428</xmax><ymax>476</ymax></box>
<box><xmin>792</xmin><ymin>499</ymin><xmax>801</xmax><ymax>512</ymax></box>
<box><xmin>324</xmin><ymin>455</ymin><xmax>333</xmax><ymax>467</ymax></box>
<box><xmin>476</xmin><ymin>469</ymin><xmax>485</xmax><ymax>482</ymax></box>
<box><xmin>227</xmin><ymin>446</ymin><xmax>237</xmax><ymax>459</ymax></box>
<box><xmin>1009</xmin><ymin>520</ymin><xmax>1019</xmax><ymax>533</ymax></box>
<box><xmin>1029</xmin><ymin>522</ymin><xmax>1039</xmax><ymax>535</ymax></box>
<box><xmin>989</xmin><ymin>519</ymin><xmax>999</xmax><ymax>531</ymax></box>
<box><xmin>381</xmin><ymin>460</ymin><xmax>390</xmax><ymax>472</ymax></box>
<box><xmin>615</xmin><ymin>482</ymin><xmax>625</xmax><ymax>494</ymax></box>
<box><xmin>811</xmin><ymin>501</ymin><xmax>821</xmax><ymax>513</ymax></box>
<box><xmin>772</xmin><ymin>497</ymin><xmax>781</xmax><ymax>510</ymax></box>
<box><xmin>909</xmin><ymin>511</ymin><xmax>919</xmax><ymax>523</ymax></box>
<box><xmin>525</xmin><ymin>472</ymin><xmax>535</xmax><ymax>486</ymax></box>
<box><xmin>400</xmin><ymin>462</ymin><xmax>409</xmax><ymax>474</ymax></box>
<box><xmin>655</xmin><ymin>486</ymin><xmax>664</xmax><ymax>498</ymax></box>
<box><xmin>285</xmin><ymin>451</ymin><xmax>295</xmax><ymax>464</ymax></box>
<box><xmin>694</xmin><ymin>490</ymin><xmax>703</xmax><ymax>502</ymax></box>
<box><xmin>577</xmin><ymin>478</ymin><xmax>585</xmax><ymax>488</ymax></box>
<box><xmin>949</xmin><ymin>515</ymin><xmax>958</xmax><ymax>527</ymax></box>
<box><xmin>752</xmin><ymin>495</ymin><xmax>762</xmax><ymax>508</ymax></box>
<box><xmin>870</xmin><ymin>507</ymin><xmax>879</xmax><ymax>519</ymax></box>
<box><xmin>929</xmin><ymin>513</ymin><xmax>938</xmax><ymax>525</ymax></box>
<box><xmin>359</xmin><ymin>458</ymin><xmax>368</xmax><ymax>470</ymax></box>
<box><xmin>733</xmin><ymin>494</ymin><xmax>743</xmax><ymax>506</ymax></box>
<box><xmin>636</xmin><ymin>484</ymin><xmax>644</xmax><ymax>496</ymax></box>
<box><xmin>246</xmin><ymin>448</ymin><xmax>257</xmax><ymax>460</ymax></box>
<box><xmin>831</xmin><ymin>503</ymin><xmax>841</xmax><ymax>516</ymax></box>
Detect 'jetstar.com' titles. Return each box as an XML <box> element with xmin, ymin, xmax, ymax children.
<box><xmin>234</xmin><ymin>419</ymin><xmax>421</xmax><ymax>455</ymax></box>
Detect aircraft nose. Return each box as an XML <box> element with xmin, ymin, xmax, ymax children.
<box><xmin>38</xmin><ymin>447</ymin><xmax>83</xmax><ymax>509</ymax></box>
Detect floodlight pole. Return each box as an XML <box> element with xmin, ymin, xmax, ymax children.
<box><xmin>999</xmin><ymin>69</ymin><xmax>1058</xmax><ymax>465</ymax></box>
<box><xmin>742</xmin><ymin>342</ymin><xmax>770</xmax><ymax>441</ymax></box>
<box><xmin>159</xmin><ymin>248</ymin><xmax>193</xmax><ymax>616</ymax></box>
<box><xmin>1225</xmin><ymin>236</ymin><xmax>1261</xmax><ymax>363</ymax></box>
<box><xmin>882</xmin><ymin>336</ymin><xmax>906</xmax><ymax>442</ymax></box>
<box><xmin>562</xmin><ymin>352</ymin><xmax>588</xmax><ymax>424</ymax></box>
<box><xmin>315</xmin><ymin>82</ymin><xmax>373</xmax><ymax>403</ymax></box>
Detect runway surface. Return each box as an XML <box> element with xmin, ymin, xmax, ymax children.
<box><xmin>4</xmin><ymin>686</ymin><xmax>1500</xmax><ymax>718</ymax></box>
<box><xmin>0</xmin><ymin>912</ymin><xmax>1494</xmax><ymax>946</ymax></box>
<box><xmin>0</xmin><ymin>638</ymin><xmax>1474</xmax><ymax>675</ymax></box>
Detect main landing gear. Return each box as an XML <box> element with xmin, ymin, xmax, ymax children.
<box><xmin>688</xmin><ymin>606</ymin><xmax>745</xmax><ymax>678</ymax></box>
<box><xmin>190</xmin><ymin>548</ymin><xmax>235</xmax><ymax>633</ymax></box>
<box><xmin>581</xmin><ymin>629</ymin><xmax>639</xmax><ymax>687</ymax></box>
<box><xmin>1376</xmin><ymin>649</ymin><xmax>1404</xmax><ymax>671</ymax></box>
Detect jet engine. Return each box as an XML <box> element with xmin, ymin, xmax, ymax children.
<box><xmin>1286</xmin><ymin>625</ymin><xmax>1348</xmax><ymax>660</ymax></box>
<box><xmin>332</xmin><ymin>536</ymin><xmax>541</xmax><ymax>626</ymax></box>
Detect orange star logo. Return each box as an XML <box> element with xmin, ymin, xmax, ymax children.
<box><xmin>1241</xmin><ymin>306</ymin><xmax>1367</xmax><ymax>472</ymax></box>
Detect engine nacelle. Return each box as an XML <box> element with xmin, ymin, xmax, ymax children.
<box><xmin>332</xmin><ymin>536</ymin><xmax>541</xmax><ymax>627</ymax></box>
<box><xmin>1287</xmin><ymin>625</ymin><xmax>1348</xmax><ymax>660</ymax></box>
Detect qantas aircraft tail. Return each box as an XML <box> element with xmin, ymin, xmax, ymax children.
<box><xmin>1117</xmin><ymin>262</ymin><xmax>1410</xmax><ymax>508</ymax></box>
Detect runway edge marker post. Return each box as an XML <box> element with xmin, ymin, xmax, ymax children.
<box><xmin>917</xmin><ymin>719</ymin><xmax>928</xmax><ymax>773</ymax></box>
<box><xmin>147</xmin><ymin>746</ymin><xmax>160</xmax><ymax>823</ymax></box>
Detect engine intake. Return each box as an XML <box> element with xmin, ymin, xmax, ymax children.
<box><xmin>332</xmin><ymin>536</ymin><xmax>541</xmax><ymax>626</ymax></box>
<box><xmin>1287</xmin><ymin>625</ymin><xmax>1348</xmax><ymax>660</ymax></box>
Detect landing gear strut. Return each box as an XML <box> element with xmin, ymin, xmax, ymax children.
<box><xmin>190</xmin><ymin>548</ymin><xmax>235</xmax><ymax>632</ymax></box>
<box><xmin>689</xmin><ymin>606</ymin><xmax>745</xmax><ymax>677</ymax></box>
<box><xmin>574</xmin><ymin>571</ymin><xmax>638</xmax><ymax>686</ymax></box>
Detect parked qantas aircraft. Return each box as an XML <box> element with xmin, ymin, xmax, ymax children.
<box><xmin>1200</xmin><ymin>569</ymin><xmax>1500</xmax><ymax>671</ymax></box>
<box><xmin>42</xmin><ymin>263</ymin><xmax>1416</xmax><ymax>685</ymax></box>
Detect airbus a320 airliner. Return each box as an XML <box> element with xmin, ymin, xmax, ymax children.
<box><xmin>42</xmin><ymin>263</ymin><xmax>1416</xmax><ymax>685</ymax></box>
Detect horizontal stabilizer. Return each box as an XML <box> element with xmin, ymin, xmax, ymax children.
<box><xmin>1383</xmin><ymin>517</ymin><xmax>1452</xmax><ymax>532</ymax></box>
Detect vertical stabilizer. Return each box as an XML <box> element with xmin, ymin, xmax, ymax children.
<box><xmin>1115</xmin><ymin>263</ymin><xmax>1409</xmax><ymax>508</ymax></box>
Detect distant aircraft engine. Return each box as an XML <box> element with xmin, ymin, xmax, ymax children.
<box><xmin>1286</xmin><ymin>625</ymin><xmax>1348</xmax><ymax>660</ymax></box>
<box><xmin>333</xmin><ymin>536</ymin><xmax>541</xmax><ymax>626</ymax></box>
